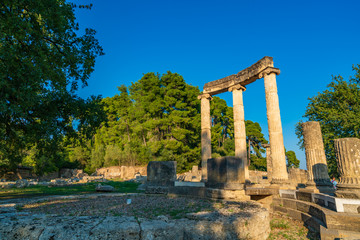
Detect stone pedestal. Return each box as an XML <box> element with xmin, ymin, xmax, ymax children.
<box><xmin>260</xmin><ymin>67</ymin><xmax>288</xmax><ymax>184</ymax></box>
<box><xmin>229</xmin><ymin>84</ymin><xmax>249</xmax><ymax>181</ymax></box>
<box><xmin>206</xmin><ymin>156</ymin><xmax>245</xmax><ymax>189</ymax></box>
<box><xmin>198</xmin><ymin>93</ymin><xmax>213</xmax><ymax>181</ymax></box>
<box><xmin>263</xmin><ymin>143</ymin><xmax>272</xmax><ymax>182</ymax></box>
<box><xmin>146</xmin><ymin>161</ymin><xmax>177</xmax><ymax>194</ymax></box>
<box><xmin>334</xmin><ymin>138</ymin><xmax>360</xmax><ymax>199</ymax></box>
<box><xmin>302</xmin><ymin>121</ymin><xmax>333</xmax><ymax>192</ymax></box>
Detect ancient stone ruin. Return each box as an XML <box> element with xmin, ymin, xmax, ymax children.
<box><xmin>301</xmin><ymin>121</ymin><xmax>333</xmax><ymax>192</ymax></box>
<box><xmin>198</xmin><ymin>56</ymin><xmax>288</xmax><ymax>184</ymax></box>
<box><xmin>334</xmin><ymin>137</ymin><xmax>360</xmax><ymax>199</ymax></box>
<box><xmin>2</xmin><ymin>57</ymin><xmax>360</xmax><ymax>240</ymax></box>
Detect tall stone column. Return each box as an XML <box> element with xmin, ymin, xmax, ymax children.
<box><xmin>259</xmin><ymin>67</ymin><xmax>288</xmax><ymax>184</ymax></box>
<box><xmin>302</xmin><ymin>121</ymin><xmax>332</xmax><ymax>190</ymax></box>
<box><xmin>263</xmin><ymin>143</ymin><xmax>272</xmax><ymax>182</ymax></box>
<box><xmin>197</xmin><ymin>93</ymin><xmax>213</xmax><ymax>181</ymax></box>
<box><xmin>334</xmin><ymin>138</ymin><xmax>360</xmax><ymax>199</ymax></box>
<box><xmin>229</xmin><ymin>84</ymin><xmax>248</xmax><ymax>181</ymax></box>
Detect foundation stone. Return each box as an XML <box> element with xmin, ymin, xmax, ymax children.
<box><xmin>206</xmin><ymin>156</ymin><xmax>245</xmax><ymax>189</ymax></box>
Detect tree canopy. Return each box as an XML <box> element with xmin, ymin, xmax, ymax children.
<box><xmin>0</xmin><ymin>1</ymin><xmax>104</xmax><ymax>174</ymax></box>
<box><xmin>296</xmin><ymin>65</ymin><xmax>360</xmax><ymax>176</ymax></box>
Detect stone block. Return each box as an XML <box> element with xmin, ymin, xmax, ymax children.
<box><xmin>147</xmin><ymin>161</ymin><xmax>176</xmax><ymax>186</ymax></box>
<box><xmin>206</xmin><ymin>156</ymin><xmax>245</xmax><ymax>189</ymax></box>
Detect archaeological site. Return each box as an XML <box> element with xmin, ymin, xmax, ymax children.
<box><xmin>1</xmin><ymin>57</ymin><xmax>360</xmax><ymax>240</ymax></box>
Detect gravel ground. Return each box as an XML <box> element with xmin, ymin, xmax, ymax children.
<box><xmin>21</xmin><ymin>194</ymin><xmax>261</xmax><ymax>219</ymax></box>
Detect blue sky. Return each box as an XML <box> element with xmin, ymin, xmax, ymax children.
<box><xmin>73</xmin><ymin>0</ymin><xmax>360</xmax><ymax>169</ymax></box>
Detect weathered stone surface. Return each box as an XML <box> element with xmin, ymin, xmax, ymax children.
<box><xmin>206</xmin><ymin>156</ymin><xmax>245</xmax><ymax>189</ymax></box>
<box><xmin>95</xmin><ymin>184</ymin><xmax>115</xmax><ymax>192</ymax></box>
<box><xmin>203</xmin><ymin>56</ymin><xmax>274</xmax><ymax>95</ymax></box>
<box><xmin>95</xmin><ymin>166</ymin><xmax>147</xmax><ymax>180</ymax></box>
<box><xmin>197</xmin><ymin>94</ymin><xmax>212</xmax><ymax>181</ymax></box>
<box><xmin>206</xmin><ymin>188</ymin><xmax>250</xmax><ymax>200</ymax></box>
<box><xmin>334</xmin><ymin>138</ymin><xmax>360</xmax><ymax>199</ymax></box>
<box><xmin>147</xmin><ymin>161</ymin><xmax>177</xmax><ymax>186</ymax></box>
<box><xmin>288</xmin><ymin>168</ymin><xmax>307</xmax><ymax>186</ymax></box>
<box><xmin>263</xmin><ymin>69</ymin><xmax>288</xmax><ymax>184</ymax></box>
<box><xmin>302</xmin><ymin>121</ymin><xmax>332</xmax><ymax>189</ymax></box>
<box><xmin>15</xmin><ymin>179</ymin><xmax>29</xmax><ymax>188</ymax></box>
<box><xmin>263</xmin><ymin>143</ymin><xmax>272</xmax><ymax>181</ymax></box>
<box><xmin>229</xmin><ymin>84</ymin><xmax>249</xmax><ymax>181</ymax></box>
<box><xmin>0</xmin><ymin>199</ymin><xmax>270</xmax><ymax>240</ymax></box>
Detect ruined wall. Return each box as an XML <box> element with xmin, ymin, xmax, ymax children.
<box><xmin>95</xmin><ymin>166</ymin><xmax>147</xmax><ymax>180</ymax></box>
<box><xmin>288</xmin><ymin>168</ymin><xmax>307</xmax><ymax>186</ymax></box>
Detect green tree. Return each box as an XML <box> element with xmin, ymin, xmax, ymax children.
<box><xmin>0</xmin><ymin>1</ymin><xmax>104</xmax><ymax>174</ymax></box>
<box><xmin>296</xmin><ymin>65</ymin><xmax>360</xmax><ymax>176</ymax></box>
<box><xmin>245</xmin><ymin>120</ymin><xmax>268</xmax><ymax>171</ymax></box>
<box><xmin>285</xmin><ymin>150</ymin><xmax>300</xmax><ymax>168</ymax></box>
<box><xmin>89</xmin><ymin>72</ymin><xmax>201</xmax><ymax>173</ymax></box>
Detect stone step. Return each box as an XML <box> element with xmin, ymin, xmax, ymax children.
<box><xmin>273</xmin><ymin>197</ymin><xmax>360</xmax><ymax>232</ymax></box>
<box><xmin>273</xmin><ymin>205</ymin><xmax>324</xmax><ymax>233</ymax></box>
<box><xmin>320</xmin><ymin>225</ymin><xmax>360</xmax><ymax>240</ymax></box>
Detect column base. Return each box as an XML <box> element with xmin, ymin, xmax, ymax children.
<box><xmin>305</xmin><ymin>180</ymin><xmax>335</xmax><ymax>194</ymax></box>
<box><xmin>270</xmin><ymin>178</ymin><xmax>289</xmax><ymax>185</ymax></box>
<box><xmin>270</xmin><ymin>178</ymin><xmax>296</xmax><ymax>190</ymax></box>
<box><xmin>335</xmin><ymin>185</ymin><xmax>360</xmax><ymax>199</ymax></box>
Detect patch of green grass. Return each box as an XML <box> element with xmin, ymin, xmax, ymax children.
<box><xmin>0</xmin><ymin>181</ymin><xmax>140</xmax><ymax>200</ymax></box>
<box><xmin>270</xmin><ymin>219</ymin><xmax>290</xmax><ymax>230</ymax></box>
<box><xmin>14</xmin><ymin>204</ymin><xmax>23</xmax><ymax>211</ymax></box>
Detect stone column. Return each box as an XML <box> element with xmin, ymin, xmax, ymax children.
<box><xmin>302</xmin><ymin>122</ymin><xmax>332</xmax><ymax>191</ymax></box>
<box><xmin>229</xmin><ymin>84</ymin><xmax>249</xmax><ymax>181</ymax></box>
<box><xmin>263</xmin><ymin>143</ymin><xmax>272</xmax><ymax>182</ymax></box>
<box><xmin>334</xmin><ymin>138</ymin><xmax>360</xmax><ymax>199</ymax></box>
<box><xmin>259</xmin><ymin>67</ymin><xmax>288</xmax><ymax>184</ymax></box>
<box><xmin>197</xmin><ymin>93</ymin><xmax>213</xmax><ymax>181</ymax></box>
<box><xmin>302</xmin><ymin>122</ymin><xmax>331</xmax><ymax>184</ymax></box>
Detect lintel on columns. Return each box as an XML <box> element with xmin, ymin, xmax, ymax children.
<box><xmin>228</xmin><ymin>84</ymin><xmax>246</xmax><ymax>92</ymax></box>
<box><xmin>197</xmin><ymin>93</ymin><xmax>213</xmax><ymax>100</ymax></box>
<box><xmin>203</xmin><ymin>56</ymin><xmax>274</xmax><ymax>95</ymax></box>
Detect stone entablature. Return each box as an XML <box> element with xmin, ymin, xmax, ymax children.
<box><xmin>203</xmin><ymin>56</ymin><xmax>277</xmax><ymax>95</ymax></box>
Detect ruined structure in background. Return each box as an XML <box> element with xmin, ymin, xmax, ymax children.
<box><xmin>301</xmin><ymin>121</ymin><xmax>333</xmax><ymax>192</ymax></box>
<box><xmin>334</xmin><ymin>138</ymin><xmax>360</xmax><ymax>199</ymax></box>
<box><xmin>198</xmin><ymin>56</ymin><xmax>288</xmax><ymax>184</ymax></box>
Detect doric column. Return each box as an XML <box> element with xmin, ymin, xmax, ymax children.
<box><xmin>263</xmin><ymin>143</ymin><xmax>272</xmax><ymax>182</ymax></box>
<box><xmin>259</xmin><ymin>67</ymin><xmax>288</xmax><ymax>184</ymax></box>
<box><xmin>229</xmin><ymin>84</ymin><xmax>248</xmax><ymax>181</ymax></box>
<box><xmin>302</xmin><ymin>121</ymin><xmax>332</xmax><ymax>188</ymax></box>
<box><xmin>197</xmin><ymin>93</ymin><xmax>213</xmax><ymax>181</ymax></box>
<box><xmin>334</xmin><ymin>138</ymin><xmax>360</xmax><ymax>199</ymax></box>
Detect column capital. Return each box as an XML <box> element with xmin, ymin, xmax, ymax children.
<box><xmin>258</xmin><ymin>67</ymin><xmax>281</xmax><ymax>79</ymax></box>
<box><xmin>228</xmin><ymin>84</ymin><xmax>246</xmax><ymax>92</ymax></box>
<box><xmin>197</xmin><ymin>93</ymin><xmax>213</xmax><ymax>100</ymax></box>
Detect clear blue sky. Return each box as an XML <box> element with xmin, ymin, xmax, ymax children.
<box><xmin>73</xmin><ymin>0</ymin><xmax>360</xmax><ymax>170</ymax></box>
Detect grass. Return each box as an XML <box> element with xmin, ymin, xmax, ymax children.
<box><xmin>270</xmin><ymin>219</ymin><xmax>290</xmax><ymax>230</ymax></box>
<box><xmin>268</xmin><ymin>214</ymin><xmax>319</xmax><ymax>240</ymax></box>
<box><xmin>0</xmin><ymin>181</ymin><xmax>141</xmax><ymax>200</ymax></box>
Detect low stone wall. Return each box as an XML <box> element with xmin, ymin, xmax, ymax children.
<box><xmin>0</xmin><ymin>194</ymin><xmax>270</xmax><ymax>240</ymax></box>
<box><xmin>288</xmin><ymin>168</ymin><xmax>307</xmax><ymax>186</ymax></box>
<box><xmin>249</xmin><ymin>170</ymin><xmax>268</xmax><ymax>184</ymax></box>
<box><xmin>95</xmin><ymin>166</ymin><xmax>147</xmax><ymax>180</ymax></box>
